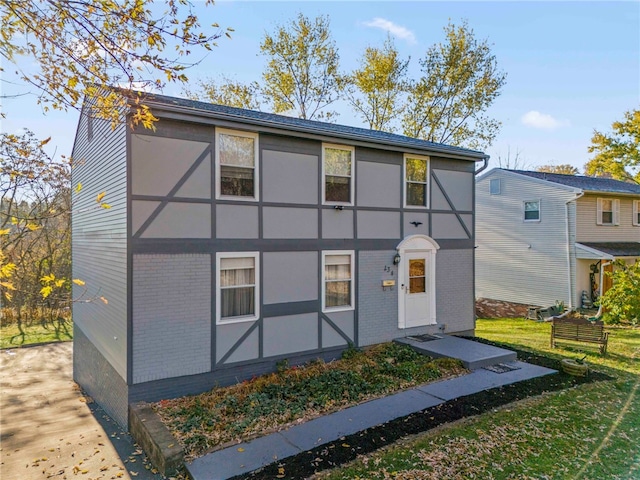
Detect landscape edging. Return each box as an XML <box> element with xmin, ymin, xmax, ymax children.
<box><xmin>129</xmin><ymin>401</ymin><xmax>184</xmax><ymax>477</ymax></box>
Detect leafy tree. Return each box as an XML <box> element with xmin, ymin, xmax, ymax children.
<box><xmin>183</xmin><ymin>77</ymin><xmax>262</xmax><ymax>110</ymax></box>
<box><xmin>344</xmin><ymin>37</ymin><xmax>409</xmax><ymax>131</ymax></box>
<box><xmin>260</xmin><ymin>13</ymin><xmax>342</xmax><ymax>121</ymax></box>
<box><xmin>1</xmin><ymin>0</ymin><xmax>230</xmax><ymax>127</ymax></box>
<box><xmin>598</xmin><ymin>260</ymin><xmax>640</xmax><ymax>325</ymax></box>
<box><xmin>402</xmin><ymin>21</ymin><xmax>506</xmax><ymax>151</ymax></box>
<box><xmin>536</xmin><ymin>164</ymin><xmax>579</xmax><ymax>175</ymax></box>
<box><xmin>585</xmin><ymin>109</ymin><xmax>640</xmax><ymax>184</ymax></box>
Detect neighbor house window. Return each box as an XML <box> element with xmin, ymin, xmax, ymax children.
<box><xmin>322</xmin><ymin>251</ymin><xmax>354</xmax><ymax>311</ymax></box>
<box><xmin>404</xmin><ymin>155</ymin><xmax>429</xmax><ymax>207</ymax></box>
<box><xmin>216</xmin><ymin>252</ymin><xmax>260</xmax><ymax>324</ymax></box>
<box><xmin>323</xmin><ymin>144</ymin><xmax>354</xmax><ymax>204</ymax></box>
<box><xmin>633</xmin><ymin>200</ymin><xmax>640</xmax><ymax>226</ymax></box>
<box><xmin>489</xmin><ymin>178</ymin><xmax>501</xmax><ymax>195</ymax></box>
<box><xmin>597</xmin><ymin>197</ymin><xmax>619</xmax><ymax>225</ymax></box>
<box><xmin>524</xmin><ymin>200</ymin><xmax>540</xmax><ymax>222</ymax></box>
<box><xmin>216</xmin><ymin>128</ymin><xmax>259</xmax><ymax>200</ymax></box>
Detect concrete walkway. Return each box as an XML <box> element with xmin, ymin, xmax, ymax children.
<box><xmin>187</xmin><ymin>358</ymin><xmax>556</xmax><ymax>480</ymax></box>
<box><xmin>0</xmin><ymin>343</ymin><xmax>161</xmax><ymax>480</ymax></box>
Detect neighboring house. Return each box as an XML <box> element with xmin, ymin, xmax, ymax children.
<box><xmin>476</xmin><ymin>168</ymin><xmax>640</xmax><ymax>311</ymax></box>
<box><xmin>71</xmin><ymin>91</ymin><xmax>486</xmax><ymax>428</ymax></box>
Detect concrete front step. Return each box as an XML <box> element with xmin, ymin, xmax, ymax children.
<box><xmin>395</xmin><ymin>335</ymin><xmax>517</xmax><ymax>370</ymax></box>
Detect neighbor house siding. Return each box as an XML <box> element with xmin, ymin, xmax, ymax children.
<box><xmin>72</xmin><ymin>105</ymin><xmax>128</xmax><ymax>380</ymax></box>
<box><xmin>576</xmin><ymin>194</ymin><xmax>640</xmax><ymax>242</ymax></box>
<box><xmin>475</xmin><ymin>170</ymin><xmax>577</xmax><ymax>307</ymax></box>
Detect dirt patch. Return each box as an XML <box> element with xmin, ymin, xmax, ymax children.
<box><xmin>235</xmin><ymin>339</ymin><xmax>611</xmax><ymax>480</ymax></box>
<box><xmin>476</xmin><ymin>298</ymin><xmax>533</xmax><ymax>318</ymax></box>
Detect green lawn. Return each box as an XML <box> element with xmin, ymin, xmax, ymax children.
<box><xmin>319</xmin><ymin>318</ymin><xmax>640</xmax><ymax>480</ymax></box>
<box><xmin>0</xmin><ymin>319</ymin><xmax>73</xmax><ymax>349</ymax></box>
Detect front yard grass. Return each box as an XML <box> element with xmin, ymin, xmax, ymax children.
<box><xmin>317</xmin><ymin>318</ymin><xmax>640</xmax><ymax>480</ymax></box>
<box><xmin>153</xmin><ymin>343</ymin><xmax>466</xmax><ymax>460</ymax></box>
<box><xmin>0</xmin><ymin>318</ymin><xmax>73</xmax><ymax>349</ymax></box>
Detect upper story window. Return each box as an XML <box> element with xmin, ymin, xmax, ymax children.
<box><xmin>524</xmin><ymin>200</ymin><xmax>540</xmax><ymax>222</ymax></box>
<box><xmin>215</xmin><ymin>128</ymin><xmax>259</xmax><ymax>200</ymax></box>
<box><xmin>216</xmin><ymin>252</ymin><xmax>260</xmax><ymax>324</ymax></box>
<box><xmin>489</xmin><ymin>178</ymin><xmax>501</xmax><ymax>195</ymax></box>
<box><xmin>633</xmin><ymin>200</ymin><xmax>640</xmax><ymax>226</ymax></box>
<box><xmin>323</xmin><ymin>144</ymin><xmax>354</xmax><ymax>205</ymax></box>
<box><xmin>322</xmin><ymin>251</ymin><xmax>354</xmax><ymax>312</ymax></box>
<box><xmin>404</xmin><ymin>154</ymin><xmax>429</xmax><ymax>208</ymax></box>
<box><xmin>596</xmin><ymin>197</ymin><xmax>619</xmax><ymax>226</ymax></box>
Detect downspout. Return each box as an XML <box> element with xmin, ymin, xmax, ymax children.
<box><xmin>474</xmin><ymin>155</ymin><xmax>490</xmax><ymax>175</ymax></box>
<box><xmin>565</xmin><ymin>192</ymin><xmax>584</xmax><ymax>310</ymax></box>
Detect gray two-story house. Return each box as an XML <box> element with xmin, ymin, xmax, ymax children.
<box><xmin>71</xmin><ymin>92</ymin><xmax>486</xmax><ymax>428</ymax></box>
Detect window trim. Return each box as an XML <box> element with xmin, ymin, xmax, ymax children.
<box><xmin>215</xmin><ymin>251</ymin><xmax>260</xmax><ymax>325</ymax></box>
<box><xmin>596</xmin><ymin>197</ymin><xmax>619</xmax><ymax>226</ymax></box>
<box><xmin>633</xmin><ymin>200</ymin><xmax>640</xmax><ymax>226</ymax></box>
<box><xmin>321</xmin><ymin>250</ymin><xmax>355</xmax><ymax>313</ymax></box>
<box><xmin>403</xmin><ymin>154</ymin><xmax>430</xmax><ymax>209</ymax></box>
<box><xmin>489</xmin><ymin>178</ymin><xmax>501</xmax><ymax>195</ymax></box>
<box><xmin>215</xmin><ymin>127</ymin><xmax>259</xmax><ymax>202</ymax></box>
<box><xmin>523</xmin><ymin>199</ymin><xmax>541</xmax><ymax>222</ymax></box>
<box><xmin>322</xmin><ymin>143</ymin><xmax>355</xmax><ymax>206</ymax></box>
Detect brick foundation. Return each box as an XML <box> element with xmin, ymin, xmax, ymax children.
<box><xmin>475</xmin><ymin>298</ymin><xmax>533</xmax><ymax>319</ymax></box>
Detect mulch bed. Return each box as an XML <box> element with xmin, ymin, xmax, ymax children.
<box><xmin>233</xmin><ymin>338</ymin><xmax>611</xmax><ymax>480</ymax></box>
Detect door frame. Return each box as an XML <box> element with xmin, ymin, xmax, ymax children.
<box><xmin>397</xmin><ymin>234</ymin><xmax>439</xmax><ymax>329</ymax></box>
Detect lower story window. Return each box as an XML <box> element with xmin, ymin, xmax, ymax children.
<box><xmin>323</xmin><ymin>251</ymin><xmax>354</xmax><ymax>311</ymax></box>
<box><xmin>217</xmin><ymin>253</ymin><xmax>259</xmax><ymax>323</ymax></box>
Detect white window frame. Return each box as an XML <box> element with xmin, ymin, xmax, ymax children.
<box><xmin>322</xmin><ymin>143</ymin><xmax>355</xmax><ymax>206</ymax></box>
<box><xmin>489</xmin><ymin>178</ymin><xmax>501</xmax><ymax>195</ymax></box>
<box><xmin>596</xmin><ymin>197</ymin><xmax>619</xmax><ymax>226</ymax></box>
<box><xmin>215</xmin><ymin>128</ymin><xmax>259</xmax><ymax>201</ymax></box>
<box><xmin>321</xmin><ymin>250</ymin><xmax>355</xmax><ymax>313</ymax></box>
<box><xmin>633</xmin><ymin>200</ymin><xmax>640</xmax><ymax>226</ymax></box>
<box><xmin>215</xmin><ymin>251</ymin><xmax>260</xmax><ymax>325</ymax></box>
<box><xmin>523</xmin><ymin>199</ymin><xmax>541</xmax><ymax>222</ymax></box>
<box><xmin>403</xmin><ymin>154</ymin><xmax>430</xmax><ymax>209</ymax></box>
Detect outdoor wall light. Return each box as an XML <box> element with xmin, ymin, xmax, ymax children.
<box><xmin>393</xmin><ymin>252</ymin><xmax>401</xmax><ymax>265</ymax></box>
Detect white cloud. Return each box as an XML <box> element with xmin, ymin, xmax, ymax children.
<box><xmin>363</xmin><ymin>18</ymin><xmax>416</xmax><ymax>45</ymax></box>
<box><xmin>521</xmin><ymin>110</ymin><xmax>570</xmax><ymax>129</ymax></box>
<box><xmin>117</xmin><ymin>81</ymin><xmax>160</xmax><ymax>94</ymax></box>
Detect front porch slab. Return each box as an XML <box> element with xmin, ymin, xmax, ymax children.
<box><xmin>395</xmin><ymin>335</ymin><xmax>517</xmax><ymax>369</ymax></box>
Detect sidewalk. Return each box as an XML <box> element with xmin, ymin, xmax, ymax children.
<box><xmin>0</xmin><ymin>342</ymin><xmax>161</xmax><ymax>480</ymax></box>
<box><xmin>187</xmin><ymin>359</ymin><xmax>557</xmax><ymax>480</ymax></box>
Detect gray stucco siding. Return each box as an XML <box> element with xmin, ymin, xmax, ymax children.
<box><xmin>403</xmin><ymin>212</ymin><xmax>430</xmax><ymax>236</ymax></box>
<box><xmin>432</xmin><ymin>170</ymin><xmax>474</xmax><ymax>212</ymax></box>
<box><xmin>216</xmin><ymin>204</ymin><xmax>259</xmax><ymax>238</ymax></box>
<box><xmin>356</xmin><ymin>162</ymin><xmax>401</xmax><ymax>208</ymax></box>
<box><xmin>224</xmin><ymin>326</ymin><xmax>260</xmax><ymax>364</ymax></box>
<box><xmin>322</xmin><ymin>310</ymin><xmax>355</xmax><ymax>347</ymax></box>
<box><xmin>139</xmin><ymin>202</ymin><xmax>211</xmax><ymax>238</ymax></box>
<box><xmin>262</xmin><ymin>150</ymin><xmax>318</xmax><ymax>204</ymax></box>
<box><xmin>216</xmin><ymin>321</ymin><xmax>257</xmax><ymax>363</ymax></box>
<box><xmin>263</xmin><ymin>313</ymin><xmax>318</xmax><ymax>357</ymax></box>
<box><xmin>357</xmin><ymin>211</ymin><xmax>401</xmax><ymax>239</ymax></box>
<box><xmin>432</xmin><ymin>213</ymin><xmax>470</xmax><ymax>239</ymax></box>
<box><xmin>263</xmin><ymin>252</ymin><xmax>318</xmax><ymax>304</ymax></box>
<box><xmin>259</xmin><ymin>132</ymin><xmax>322</xmax><ymax>157</ymax></box>
<box><xmin>130</xmin><ymin>134</ymin><xmax>211</xmax><ymax>198</ymax></box>
<box><xmin>263</xmin><ymin>207</ymin><xmax>318</xmax><ymax>238</ymax></box>
<box><xmin>322</xmin><ymin>209</ymin><xmax>354</xmax><ymax>239</ymax></box>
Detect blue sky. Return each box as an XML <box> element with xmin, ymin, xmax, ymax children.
<box><xmin>2</xmin><ymin>1</ymin><xmax>639</xmax><ymax>171</ymax></box>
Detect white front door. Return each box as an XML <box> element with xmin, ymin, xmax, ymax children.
<box><xmin>403</xmin><ymin>251</ymin><xmax>431</xmax><ymax>328</ymax></box>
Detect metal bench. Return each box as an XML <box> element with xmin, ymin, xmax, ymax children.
<box><xmin>551</xmin><ymin>317</ymin><xmax>609</xmax><ymax>356</ymax></box>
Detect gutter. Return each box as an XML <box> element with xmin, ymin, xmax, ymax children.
<box><xmin>565</xmin><ymin>191</ymin><xmax>584</xmax><ymax>309</ymax></box>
